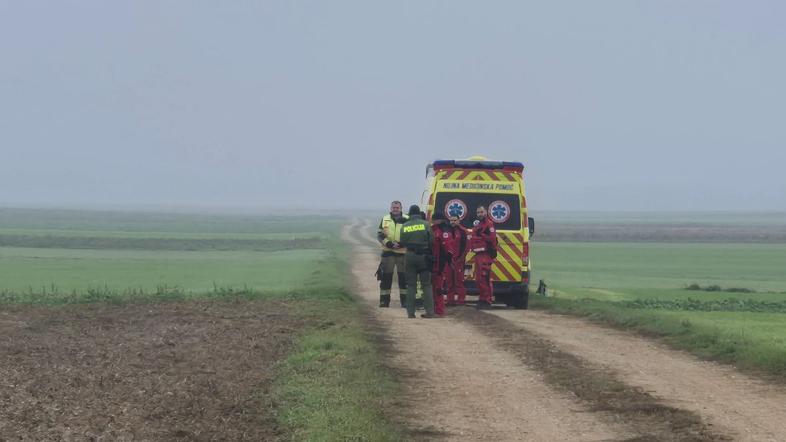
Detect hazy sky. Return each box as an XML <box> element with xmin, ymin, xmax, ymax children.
<box><xmin>1</xmin><ymin>1</ymin><xmax>784</xmax><ymax>212</ymax></box>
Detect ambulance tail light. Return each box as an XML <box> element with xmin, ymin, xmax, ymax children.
<box><xmin>522</xmin><ymin>243</ymin><xmax>529</xmax><ymax>266</ymax></box>
<box><xmin>432</xmin><ymin>160</ymin><xmax>455</xmax><ymax>171</ymax></box>
<box><xmin>502</xmin><ymin>162</ymin><xmax>524</xmax><ymax>173</ymax></box>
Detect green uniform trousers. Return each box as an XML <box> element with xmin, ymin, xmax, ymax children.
<box><xmin>405</xmin><ymin>252</ymin><xmax>435</xmax><ymax>317</ymax></box>
<box><xmin>379</xmin><ymin>253</ymin><xmax>407</xmax><ymax>296</ymax></box>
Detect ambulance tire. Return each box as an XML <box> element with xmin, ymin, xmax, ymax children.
<box><xmin>512</xmin><ymin>286</ymin><xmax>529</xmax><ymax>310</ymax></box>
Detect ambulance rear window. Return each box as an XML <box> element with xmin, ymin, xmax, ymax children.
<box><xmin>434</xmin><ymin>192</ymin><xmax>521</xmax><ymax>230</ymax></box>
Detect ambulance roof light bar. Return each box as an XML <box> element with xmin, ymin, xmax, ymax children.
<box><xmin>432</xmin><ymin>159</ymin><xmax>524</xmax><ymax>172</ymax></box>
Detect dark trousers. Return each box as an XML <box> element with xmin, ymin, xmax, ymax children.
<box><xmin>405</xmin><ymin>253</ymin><xmax>434</xmax><ymax>317</ymax></box>
<box><xmin>379</xmin><ymin>254</ymin><xmax>407</xmax><ymax>297</ymax></box>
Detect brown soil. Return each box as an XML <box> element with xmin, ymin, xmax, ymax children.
<box><xmin>0</xmin><ymin>299</ymin><xmax>300</xmax><ymax>441</ymax></box>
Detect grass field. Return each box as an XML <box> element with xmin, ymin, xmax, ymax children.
<box><xmin>0</xmin><ymin>247</ymin><xmax>328</xmax><ymax>298</ymax></box>
<box><xmin>0</xmin><ymin>208</ymin><xmax>339</xmax><ymax>301</ymax></box>
<box><xmin>535</xmin><ymin>242</ymin><xmax>786</xmax><ymax>292</ymax></box>
<box><xmin>533</xmin><ymin>219</ymin><xmax>786</xmax><ymax>378</ymax></box>
<box><xmin>0</xmin><ymin>208</ymin><xmax>402</xmax><ymax>441</ymax></box>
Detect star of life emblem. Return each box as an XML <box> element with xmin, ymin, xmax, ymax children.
<box><xmin>444</xmin><ymin>199</ymin><xmax>467</xmax><ymax>220</ymax></box>
<box><xmin>489</xmin><ymin>200</ymin><xmax>511</xmax><ymax>224</ymax></box>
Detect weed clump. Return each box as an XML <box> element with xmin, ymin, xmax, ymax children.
<box><xmin>0</xmin><ymin>284</ymin><xmax>189</xmax><ymax>304</ymax></box>
<box><xmin>623</xmin><ymin>298</ymin><xmax>786</xmax><ymax>313</ymax></box>
<box><xmin>685</xmin><ymin>283</ymin><xmax>757</xmax><ymax>294</ymax></box>
<box><xmin>726</xmin><ymin>287</ymin><xmax>757</xmax><ymax>293</ymax></box>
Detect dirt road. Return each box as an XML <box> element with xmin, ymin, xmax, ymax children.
<box><xmin>346</xmin><ymin>218</ymin><xmax>786</xmax><ymax>441</ymax></box>
<box><xmin>488</xmin><ymin>309</ymin><xmax>786</xmax><ymax>442</ymax></box>
<box><xmin>346</xmin><ymin>220</ymin><xmax>630</xmax><ymax>441</ymax></box>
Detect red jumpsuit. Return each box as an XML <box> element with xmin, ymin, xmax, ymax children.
<box><xmin>443</xmin><ymin>224</ymin><xmax>468</xmax><ymax>305</ymax></box>
<box><xmin>431</xmin><ymin>224</ymin><xmax>450</xmax><ymax>315</ymax></box>
<box><xmin>469</xmin><ymin>218</ymin><xmax>497</xmax><ymax>305</ymax></box>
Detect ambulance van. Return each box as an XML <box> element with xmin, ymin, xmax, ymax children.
<box><xmin>420</xmin><ymin>156</ymin><xmax>534</xmax><ymax>309</ymax></box>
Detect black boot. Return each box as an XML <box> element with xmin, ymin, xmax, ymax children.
<box><xmin>400</xmin><ymin>294</ymin><xmax>407</xmax><ymax>308</ymax></box>
<box><xmin>379</xmin><ymin>294</ymin><xmax>391</xmax><ymax>308</ymax></box>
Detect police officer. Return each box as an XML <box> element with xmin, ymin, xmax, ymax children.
<box><xmin>377</xmin><ymin>200</ymin><xmax>408</xmax><ymax>307</ymax></box>
<box><xmin>399</xmin><ymin>205</ymin><xmax>437</xmax><ymax>319</ymax></box>
<box><xmin>468</xmin><ymin>205</ymin><xmax>497</xmax><ymax>309</ymax></box>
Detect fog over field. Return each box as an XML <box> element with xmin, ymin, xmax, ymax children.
<box><xmin>1</xmin><ymin>2</ymin><xmax>785</xmax><ymax>211</ymax></box>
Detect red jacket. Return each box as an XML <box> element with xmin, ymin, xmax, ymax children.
<box><xmin>444</xmin><ymin>224</ymin><xmax>468</xmax><ymax>261</ymax></box>
<box><xmin>433</xmin><ymin>223</ymin><xmax>469</xmax><ymax>272</ymax></box>
<box><xmin>468</xmin><ymin>218</ymin><xmax>497</xmax><ymax>255</ymax></box>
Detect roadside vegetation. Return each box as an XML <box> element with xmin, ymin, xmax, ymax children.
<box><xmin>534</xmin><ymin>224</ymin><xmax>786</xmax><ymax>379</ymax></box>
<box><xmin>271</xmin><ymin>240</ymin><xmax>401</xmax><ymax>441</ymax></box>
<box><xmin>0</xmin><ymin>208</ymin><xmax>402</xmax><ymax>441</ymax></box>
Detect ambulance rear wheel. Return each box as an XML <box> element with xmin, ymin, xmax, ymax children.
<box><xmin>512</xmin><ymin>286</ymin><xmax>529</xmax><ymax>310</ymax></box>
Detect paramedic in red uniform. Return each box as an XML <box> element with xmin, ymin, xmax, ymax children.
<box><xmin>469</xmin><ymin>205</ymin><xmax>497</xmax><ymax>309</ymax></box>
<box><xmin>430</xmin><ymin>213</ymin><xmax>450</xmax><ymax>315</ymax></box>
<box><xmin>444</xmin><ymin>214</ymin><xmax>468</xmax><ymax>306</ymax></box>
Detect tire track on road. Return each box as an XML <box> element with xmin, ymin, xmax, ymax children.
<box><xmin>485</xmin><ymin>309</ymin><xmax>786</xmax><ymax>442</ymax></box>
<box><xmin>461</xmin><ymin>309</ymin><xmax>726</xmax><ymax>441</ymax></box>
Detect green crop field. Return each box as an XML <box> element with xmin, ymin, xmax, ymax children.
<box><xmin>0</xmin><ymin>246</ymin><xmax>328</xmax><ymax>296</ymax></box>
<box><xmin>0</xmin><ymin>208</ymin><xmax>344</xmax><ymax>302</ymax></box>
<box><xmin>532</xmin><ymin>219</ymin><xmax>786</xmax><ymax>377</ymax></box>
<box><xmin>534</xmin><ymin>242</ymin><xmax>786</xmax><ymax>293</ymax></box>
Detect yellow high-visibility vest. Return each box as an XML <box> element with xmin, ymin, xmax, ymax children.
<box><xmin>379</xmin><ymin>213</ymin><xmax>408</xmax><ymax>254</ymax></box>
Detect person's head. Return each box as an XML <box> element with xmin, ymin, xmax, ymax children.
<box><xmin>390</xmin><ymin>201</ymin><xmax>402</xmax><ymax>216</ymax></box>
<box><xmin>476</xmin><ymin>205</ymin><xmax>487</xmax><ymax>220</ymax></box>
<box><xmin>407</xmin><ymin>204</ymin><xmax>422</xmax><ymax>218</ymax></box>
<box><xmin>449</xmin><ymin>215</ymin><xmax>461</xmax><ymax>227</ymax></box>
<box><xmin>432</xmin><ymin>212</ymin><xmax>446</xmax><ymax>226</ymax></box>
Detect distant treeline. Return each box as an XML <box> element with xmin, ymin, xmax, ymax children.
<box><xmin>536</xmin><ymin>224</ymin><xmax>786</xmax><ymax>243</ymax></box>
<box><xmin>0</xmin><ymin>234</ymin><xmax>322</xmax><ymax>251</ymax></box>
